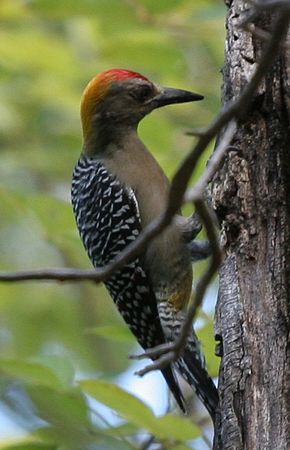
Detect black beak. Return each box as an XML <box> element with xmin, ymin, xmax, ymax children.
<box><xmin>152</xmin><ymin>87</ymin><xmax>204</xmax><ymax>109</ymax></box>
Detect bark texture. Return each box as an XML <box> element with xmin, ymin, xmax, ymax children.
<box><xmin>212</xmin><ymin>2</ymin><xmax>290</xmax><ymax>449</ymax></box>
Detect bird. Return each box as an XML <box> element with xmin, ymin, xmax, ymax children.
<box><xmin>71</xmin><ymin>68</ymin><xmax>218</xmax><ymax>421</ymax></box>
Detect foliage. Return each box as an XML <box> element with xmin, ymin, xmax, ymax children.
<box><xmin>0</xmin><ymin>0</ymin><xmax>225</xmax><ymax>448</ymax></box>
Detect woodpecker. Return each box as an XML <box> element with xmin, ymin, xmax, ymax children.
<box><xmin>71</xmin><ymin>69</ymin><xmax>218</xmax><ymax>420</ymax></box>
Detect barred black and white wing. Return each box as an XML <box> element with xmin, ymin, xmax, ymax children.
<box><xmin>71</xmin><ymin>155</ymin><xmax>185</xmax><ymax>411</ymax></box>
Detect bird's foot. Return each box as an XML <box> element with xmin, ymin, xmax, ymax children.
<box><xmin>130</xmin><ymin>341</ymin><xmax>178</xmax><ymax>376</ymax></box>
<box><xmin>130</xmin><ymin>341</ymin><xmax>175</xmax><ymax>360</ymax></box>
<box><xmin>188</xmin><ymin>239</ymin><xmax>211</xmax><ymax>262</ymax></box>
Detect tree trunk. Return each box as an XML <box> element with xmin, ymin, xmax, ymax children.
<box><xmin>212</xmin><ymin>1</ymin><xmax>290</xmax><ymax>449</ymax></box>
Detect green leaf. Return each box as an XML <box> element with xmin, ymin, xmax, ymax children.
<box><xmin>34</xmin><ymin>355</ymin><xmax>75</xmax><ymax>387</ymax></box>
<box><xmin>80</xmin><ymin>379</ymin><xmax>155</xmax><ymax>429</ymax></box>
<box><xmin>168</xmin><ymin>444</ymin><xmax>193</xmax><ymax>450</ymax></box>
<box><xmin>155</xmin><ymin>414</ymin><xmax>200</xmax><ymax>440</ymax></box>
<box><xmin>80</xmin><ymin>380</ymin><xmax>200</xmax><ymax>441</ymax></box>
<box><xmin>34</xmin><ymin>423</ymin><xmax>133</xmax><ymax>450</ymax></box>
<box><xmin>26</xmin><ymin>386</ymin><xmax>99</xmax><ymax>450</ymax></box>
<box><xmin>197</xmin><ymin>320</ymin><xmax>219</xmax><ymax>377</ymax></box>
<box><xmin>138</xmin><ymin>0</ymin><xmax>181</xmax><ymax>13</ymax></box>
<box><xmin>0</xmin><ymin>443</ymin><xmax>56</xmax><ymax>450</ymax></box>
<box><xmin>85</xmin><ymin>325</ymin><xmax>133</xmax><ymax>343</ymax></box>
<box><xmin>102</xmin><ymin>422</ymin><xmax>138</xmax><ymax>437</ymax></box>
<box><xmin>28</xmin><ymin>385</ymin><xmax>91</xmax><ymax>431</ymax></box>
<box><xmin>0</xmin><ymin>359</ymin><xmax>61</xmax><ymax>388</ymax></box>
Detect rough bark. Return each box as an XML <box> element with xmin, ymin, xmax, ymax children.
<box><xmin>212</xmin><ymin>2</ymin><xmax>290</xmax><ymax>449</ymax></box>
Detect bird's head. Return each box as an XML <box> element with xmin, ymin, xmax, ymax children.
<box><xmin>81</xmin><ymin>69</ymin><xmax>203</xmax><ymax>146</ymax></box>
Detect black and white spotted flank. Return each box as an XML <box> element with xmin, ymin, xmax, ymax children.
<box><xmin>71</xmin><ymin>155</ymin><xmax>186</xmax><ymax>411</ymax></box>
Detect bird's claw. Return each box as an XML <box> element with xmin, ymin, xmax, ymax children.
<box><xmin>130</xmin><ymin>341</ymin><xmax>175</xmax><ymax>361</ymax></box>
<box><xmin>130</xmin><ymin>342</ymin><xmax>178</xmax><ymax>377</ymax></box>
<box><xmin>134</xmin><ymin>351</ymin><xmax>176</xmax><ymax>377</ymax></box>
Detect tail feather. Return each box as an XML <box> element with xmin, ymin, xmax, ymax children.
<box><xmin>175</xmin><ymin>349</ymin><xmax>218</xmax><ymax>422</ymax></box>
<box><xmin>161</xmin><ymin>365</ymin><xmax>186</xmax><ymax>413</ymax></box>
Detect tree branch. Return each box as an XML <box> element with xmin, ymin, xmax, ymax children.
<box><xmin>0</xmin><ymin>0</ymin><xmax>289</xmax><ymax>400</ymax></box>
<box><xmin>129</xmin><ymin>2</ymin><xmax>290</xmax><ymax>376</ymax></box>
<box><xmin>1</xmin><ymin>3</ymin><xmax>287</xmax><ymax>287</ymax></box>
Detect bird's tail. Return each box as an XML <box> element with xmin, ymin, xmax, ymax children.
<box><xmin>175</xmin><ymin>345</ymin><xmax>218</xmax><ymax>422</ymax></box>
<box><xmin>161</xmin><ymin>365</ymin><xmax>186</xmax><ymax>413</ymax></box>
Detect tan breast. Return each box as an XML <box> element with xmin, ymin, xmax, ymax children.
<box><xmin>102</xmin><ymin>134</ymin><xmax>170</xmax><ymax>227</ymax></box>
<box><xmin>102</xmin><ymin>133</ymin><xmax>193</xmax><ymax>311</ymax></box>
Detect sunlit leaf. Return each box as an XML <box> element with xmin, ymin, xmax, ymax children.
<box><xmin>85</xmin><ymin>325</ymin><xmax>133</xmax><ymax>343</ymax></box>
<box><xmin>33</xmin><ymin>355</ymin><xmax>75</xmax><ymax>387</ymax></box>
<box><xmin>28</xmin><ymin>385</ymin><xmax>90</xmax><ymax>428</ymax></box>
<box><xmin>155</xmin><ymin>414</ymin><xmax>200</xmax><ymax>440</ymax></box>
<box><xmin>27</xmin><ymin>385</ymin><xmax>96</xmax><ymax>448</ymax></box>
<box><xmin>0</xmin><ymin>360</ymin><xmax>61</xmax><ymax>388</ymax></box>
<box><xmin>80</xmin><ymin>380</ymin><xmax>201</xmax><ymax>441</ymax></box>
<box><xmin>0</xmin><ymin>443</ymin><xmax>56</xmax><ymax>450</ymax></box>
<box><xmin>102</xmin><ymin>422</ymin><xmax>138</xmax><ymax>437</ymax></box>
<box><xmin>80</xmin><ymin>379</ymin><xmax>155</xmax><ymax>428</ymax></box>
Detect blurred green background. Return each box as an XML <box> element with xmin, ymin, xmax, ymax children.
<box><xmin>0</xmin><ymin>1</ymin><xmax>225</xmax><ymax>449</ymax></box>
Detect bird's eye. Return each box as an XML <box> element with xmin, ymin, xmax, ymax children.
<box><xmin>135</xmin><ymin>84</ymin><xmax>153</xmax><ymax>103</ymax></box>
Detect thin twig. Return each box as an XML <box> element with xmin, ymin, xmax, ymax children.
<box><xmin>202</xmin><ymin>433</ymin><xmax>212</xmax><ymax>449</ymax></box>
<box><xmin>1</xmin><ymin>6</ymin><xmax>287</xmax><ymax>285</ymax></box>
<box><xmin>133</xmin><ymin>200</ymin><xmax>221</xmax><ymax>373</ymax></box>
<box><xmin>188</xmin><ymin>200</ymin><xmax>222</xmax><ymax>319</ymax></box>
<box><xmin>128</xmin><ymin>5</ymin><xmax>290</xmax><ymax>376</ymax></box>
<box><xmin>184</xmin><ymin>120</ymin><xmax>237</xmax><ymax>203</ymax></box>
<box><xmin>89</xmin><ymin>406</ymin><xmax>137</xmax><ymax>450</ymax></box>
<box><xmin>139</xmin><ymin>435</ymin><xmax>155</xmax><ymax>450</ymax></box>
<box><xmin>185</xmin><ymin>128</ymin><xmax>207</xmax><ymax>137</ymax></box>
